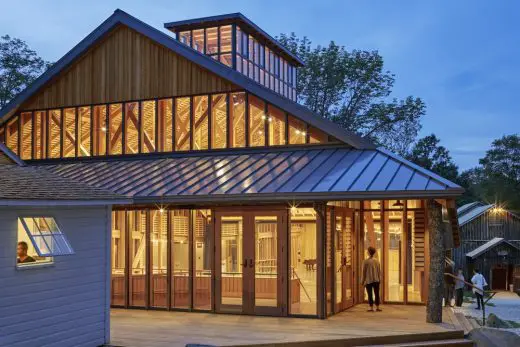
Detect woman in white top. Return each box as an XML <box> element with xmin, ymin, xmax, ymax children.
<box><xmin>471</xmin><ymin>269</ymin><xmax>487</xmax><ymax>310</ymax></box>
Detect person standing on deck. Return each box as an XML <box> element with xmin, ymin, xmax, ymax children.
<box><xmin>454</xmin><ymin>268</ymin><xmax>465</xmax><ymax>307</ymax></box>
<box><xmin>361</xmin><ymin>247</ymin><xmax>381</xmax><ymax>312</ymax></box>
<box><xmin>471</xmin><ymin>269</ymin><xmax>487</xmax><ymax>310</ymax></box>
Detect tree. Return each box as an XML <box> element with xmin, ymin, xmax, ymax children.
<box><xmin>478</xmin><ymin>134</ymin><xmax>520</xmax><ymax>211</ymax></box>
<box><xmin>457</xmin><ymin>135</ymin><xmax>520</xmax><ymax>212</ymax></box>
<box><xmin>278</xmin><ymin>33</ymin><xmax>425</xmax><ymax>155</ymax></box>
<box><xmin>0</xmin><ymin>35</ymin><xmax>50</xmax><ymax>108</ymax></box>
<box><xmin>406</xmin><ymin>134</ymin><xmax>459</xmax><ymax>182</ymax></box>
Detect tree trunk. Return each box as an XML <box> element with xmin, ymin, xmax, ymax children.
<box><xmin>426</xmin><ymin>199</ymin><xmax>444</xmax><ymax>323</ymax></box>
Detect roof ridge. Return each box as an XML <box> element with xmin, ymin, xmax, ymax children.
<box><xmin>0</xmin><ymin>9</ymin><xmax>375</xmax><ymax>150</ymax></box>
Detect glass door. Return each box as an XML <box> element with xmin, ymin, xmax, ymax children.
<box><xmin>215</xmin><ymin>209</ymin><xmax>286</xmax><ymax>316</ymax></box>
<box><xmin>335</xmin><ymin>208</ymin><xmax>355</xmax><ymax>312</ymax></box>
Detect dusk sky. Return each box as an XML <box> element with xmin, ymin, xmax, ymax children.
<box><xmin>1</xmin><ymin>0</ymin><xmax>518</xmax><ymax>170</ymax></box>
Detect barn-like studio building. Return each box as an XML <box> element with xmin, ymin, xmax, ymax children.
<box><xmin>454</xmin><ymin>202</ymin><xmax>520</xmax><ymax>291</ymax></box>
<box><xmin>0</xmin><ymin>10</ymin><xmax>463</xmax><ymax>347</ymax></box>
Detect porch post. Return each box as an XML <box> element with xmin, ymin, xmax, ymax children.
<box><xmin>426</xmin><ymin>199</ymin><xmax>444</xmax><ymax>323</ymax></box>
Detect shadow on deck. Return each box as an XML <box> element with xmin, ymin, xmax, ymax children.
<box><xmin>110</xmin><ymin>305</ymin><xmax>463</xmax><ymax>347</ymax></box>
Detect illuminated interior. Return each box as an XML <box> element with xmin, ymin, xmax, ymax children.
<box><xmin>175</xmin><ymin>24</ymin><xmax>297</xmax><ymax>101</ymax></box>
<box><xmin>2</xmin><ymin>92</ymin><xmax>336</xmax><ymax>160</ymax></box>
<box><xmin>110</xmin><ymin>200</ymin><xmax>427</xmax><ymax>316</ymax></box>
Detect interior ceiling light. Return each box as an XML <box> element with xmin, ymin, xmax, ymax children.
<box><xmin>392</xmin><ymin>200</ymin><xmax>404</xmax><ymax>207</ymax></box>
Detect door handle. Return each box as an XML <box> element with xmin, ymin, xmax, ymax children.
<box><xmin>249</xmin><ymin>259</ymin><xmax>254</xmax><ymax>268</ymax></box>
<box><xmin>243</xmin><ymin>259</ymin><xmax>248</xmax><ymax>268</ymax></box>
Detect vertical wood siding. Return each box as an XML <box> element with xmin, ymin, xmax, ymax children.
<box><xmin>0</xmin><ymin>206</ymin><xmax>110</xmax><ymax>347</ymax></box>
<box><xmin>20</xmin><ymin>25</ymin><xmax>238</xmax><ymax>111</ymax></box>
<box><xmin>452</xmin><ymin>210</ymin><xmax>520</xmax><ymax>285</ymax></box>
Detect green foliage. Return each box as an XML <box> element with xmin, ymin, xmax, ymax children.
<box><xmin>406</xmin><ymin>134</ymin><xmax>459</xmax><ymax>182</ymax></box>
<box><xmin>278</xmin><ymin>33</ymin><xmax>425</xmax><ymax>155</ymax></box>
<box><xmin>460</xmin><ymin>134</ymin><xmax>520</xmax><ymax>212</ymax></box>
<box><xmin>0</xmin><ymin>35</ymin><xmax>50</xmax><ymax>108</ymax></box>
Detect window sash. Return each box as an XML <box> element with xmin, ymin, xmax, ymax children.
<box><xmin>20</xmin><ymin>217</ymin><xmax>75</xmax><ymax>257</ymax></box>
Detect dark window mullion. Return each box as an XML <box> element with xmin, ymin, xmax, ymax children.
<box><xmin>208</xmin><ymin>96</ymin><xmax>212</xmax><ymax>150</ymax></box>
<box><xmin>245</xmin><ymin>93</ymin><xmax>250</xmax><ymax>147</ymax></box>
<box><xmin>75</xmin><ymin>107</ymin><xmax>79</xmax><ymax>158</ymax></box>
<box><xmin>60</xmin><ymin>109</ymin><xmax>64</xmax><ymax>159</ymax></box>
<box><xmin>190</xmin><ymin>96</ymin><xmax>194</xmax><ymax>151</ymax></box>
<box><xmin>203</xmin><ymin>28</ymin><xmax>206</xmax><ymax>55</ymax></box>
<box><xmin>172</xmin><ymin>98</ymin><xmax>176</xmax><ymax>152</ymax></box>
<box><xmin>137</xmin><ymin>102</ymin><xmax>142</xmax><ymax>154</ymax></box>
<box><xmin>264</xmin><ymin>102</ymin><xmax>269</xmax><ymax>147</ymax></box>
<box><xmin>225</xmin><ymin>93</ymin><xmax>230</xmax><ymax>149</ymax></box>
<box><xmin>284</xmin><ymin>112</ymin><xmax>289</xmax><ymax>145</ymax></box>
<box><xmin>31</xmin><ymin>111</ymin><xmax>35</xmax><ymax>159</ymax></box>
<box><xmin>154</xmin><ymin>99</ymin><xmax>159</xmax><ymax>153</ymax></box>
<box><xmin>122</xmin><ymin>103</ymin><xmax>126</xmax><ymax>155</ymax></box>
<box><xmin>105</xmin><ymin>105</ymin><xmax>109</xmax><ymax>156</ymax></box>
<box><xmin>231</xmin><ymin>24</ymin><xmax>237</xmax><ymax>70</ymax></box>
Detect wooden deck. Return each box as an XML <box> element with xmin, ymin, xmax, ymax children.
<box><xmin>110</xmin><ymin>305</ymin><xmax>462</xmax><ymax>347</ymax></box>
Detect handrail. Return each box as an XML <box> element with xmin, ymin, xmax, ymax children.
<box><xmin>443</xmin><ymin>273</ymin><xmax>494</xmax><ymax>294</ymax></box>
<box><xmin>444</xmin><ymin>272</ymin><xmax>497</xmax><ymax>325</ymax></box>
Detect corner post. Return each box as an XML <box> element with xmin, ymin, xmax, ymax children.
<box><xmin>426</xmin><ymin>199</ymin><xmax>444</xmax><ymax>323</ymax></box>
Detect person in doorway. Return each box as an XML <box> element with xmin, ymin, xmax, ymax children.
<box><xmin>471</xmin><ymin>269</ymin><xmax>488</xmax><ymax>310</ymax></box>
<box><xmin>17</xmin><ymin>241</ymin><xmax>36</xmax><ymax>264</ymax></box>
<box><xmin>454</xmin><ymin>268</ymin><xmax>465</xmax><ymax>307</ymax></box>
<box><xmin>444</xmin><ymin>260</ymin><xmax>455</xmax><ymax>307</ymax></box>
<box><xmin>361</xmin><ymin>246</ymin><xmax>381</xmax><ymax>312</ymax></box>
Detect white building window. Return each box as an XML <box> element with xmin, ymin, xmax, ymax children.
<box><xmin>17</xmin><ymin>217</ymin><xmax>74</xmax><ymax>267</ymax></box>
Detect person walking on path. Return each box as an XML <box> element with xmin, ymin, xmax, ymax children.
<box><xmin>471</xmin><ymin>269</ymin><xmax>488</xmax><ymax>310</ymax></box>
<box><xmin>454</xmin><ymin>268</ymin><xmax>465</xmax><ymax>307</ymax></box>
<box><xmin>361</xmin><ymin>246</ymin><xmax>381</xmax><ymax>312</ymax></box>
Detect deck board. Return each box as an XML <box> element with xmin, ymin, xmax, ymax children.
<box><xmin>110</xmin><ymin>305</ymin><xmax>458</xmax><ymax>347</ymax></box>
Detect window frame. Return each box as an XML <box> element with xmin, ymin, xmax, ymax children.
<box><xmin>18</xmin><ymin>216</ymin><xmax>75</xmax><ymax>258</ymax></box>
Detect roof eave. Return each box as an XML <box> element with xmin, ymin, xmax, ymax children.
<box><xmin>131</xmin><ymin>189</ymin><xmax>465</xmax><ymax>205</ymax></box>
<box><xmin>0</xmin><ymin>198</ymin><xmax>133</xmax><ymax>207</ymax></box>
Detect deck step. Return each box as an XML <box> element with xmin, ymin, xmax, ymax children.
<box><xmin>224</xmin><ymin>330</ymin><xmax>466</xmax><ymax>347</ymax></box>
<box><xmin>365</xmin><ymin>338</ymin><xmax>474</xmax><ymax>347</ymax></box>
<box><xmin>468</xmin><ymin>317</ymin><xmax>481</xmax><ymax>329</ymax></box>
<box><xmin>454</xmin><ymin>312</ymin><xmax>474</xmax><ymax>334</ymax></box>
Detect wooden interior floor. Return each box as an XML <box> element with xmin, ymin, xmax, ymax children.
<box><xmin>110</xmin><ymin>305</ymin><xmax>459</xmax><ymax>347</ymax></box>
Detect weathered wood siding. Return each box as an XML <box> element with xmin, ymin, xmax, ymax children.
<box><xmin>452</xmin><ymin>210</ymin><xmax>520</xmax><ymax>287</ymax></box>
<box><xmin>0</xmin><ymin>206</ymin><xmax>111</xmax><ymax>347</ymax></box>
<box><xmin>21</xmin><ymin>25</ymin><xmax>238</xmax><ymax>111</ymax></box>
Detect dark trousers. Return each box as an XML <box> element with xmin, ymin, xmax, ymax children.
<box><xmin>455</xmin><ymin>288</ymin><xmax>464</xmax><ymax>307</ymax></box>
<box><xmin>475</xmin><ymin>292</ymin><xmax>484</xmax><ymax>309</ymax></box>
<box><xmin>366</xmin><ymin>282</ymin><xmax>380</xmax><ymax>307</ymax></box>
<box><xmin>444</xmin><ymin>283</ymin><xmax>454</xmax><ymax>306</ymax></box>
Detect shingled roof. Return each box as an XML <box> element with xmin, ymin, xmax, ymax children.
<box><xmin>0</xmin><ymin>145</ymin><xmax>128</xmax><ymax>206</ymax></box>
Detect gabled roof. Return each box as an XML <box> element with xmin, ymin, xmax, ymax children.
<box><xmin>458</xmin><ymin>203</ymin><xmax>494</xmax><ymax>226</ymax></box>
<box><xmin>164</xmin><ymin>12</ymin><xmax>305</xmax><ymax>66</ymax></box>
<box><xmin>466</xmin><ymin>237</ymin><xmax>520</xmax><ymax>259</ymax></box>
<box><xmin>0</xmin><ymin>9</ymin><xmax>374</xmax><ymax>150</ymax></box>
<box><xmin>457</xmin><ymin>201</ymin><xmax>482</xmax><ymax>216</ymax></box>
<box><xmin>39</xmin><ymin>146</ymin><xmax>464</xmax><ymax>204</ymax></box>
<box><xmin>0</xmin><ymin>143</ymin><xmax>129</xmax><ymax>206</ymax></box>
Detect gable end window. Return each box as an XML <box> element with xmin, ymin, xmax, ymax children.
<box><xmin>17</xmin><ymin>217</ymin><xmax>74</xmax><ymax>267</ymax></box>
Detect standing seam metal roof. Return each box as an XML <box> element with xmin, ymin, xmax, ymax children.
<box><xmin>39</xmin><ymin>147</ymin><xmax>463</xmax><ymax>204</ymax></box>
<box><xmin>466</xmin><ymin>237</ymin><xmax>520</xmax><ymax>259</ymax></box>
